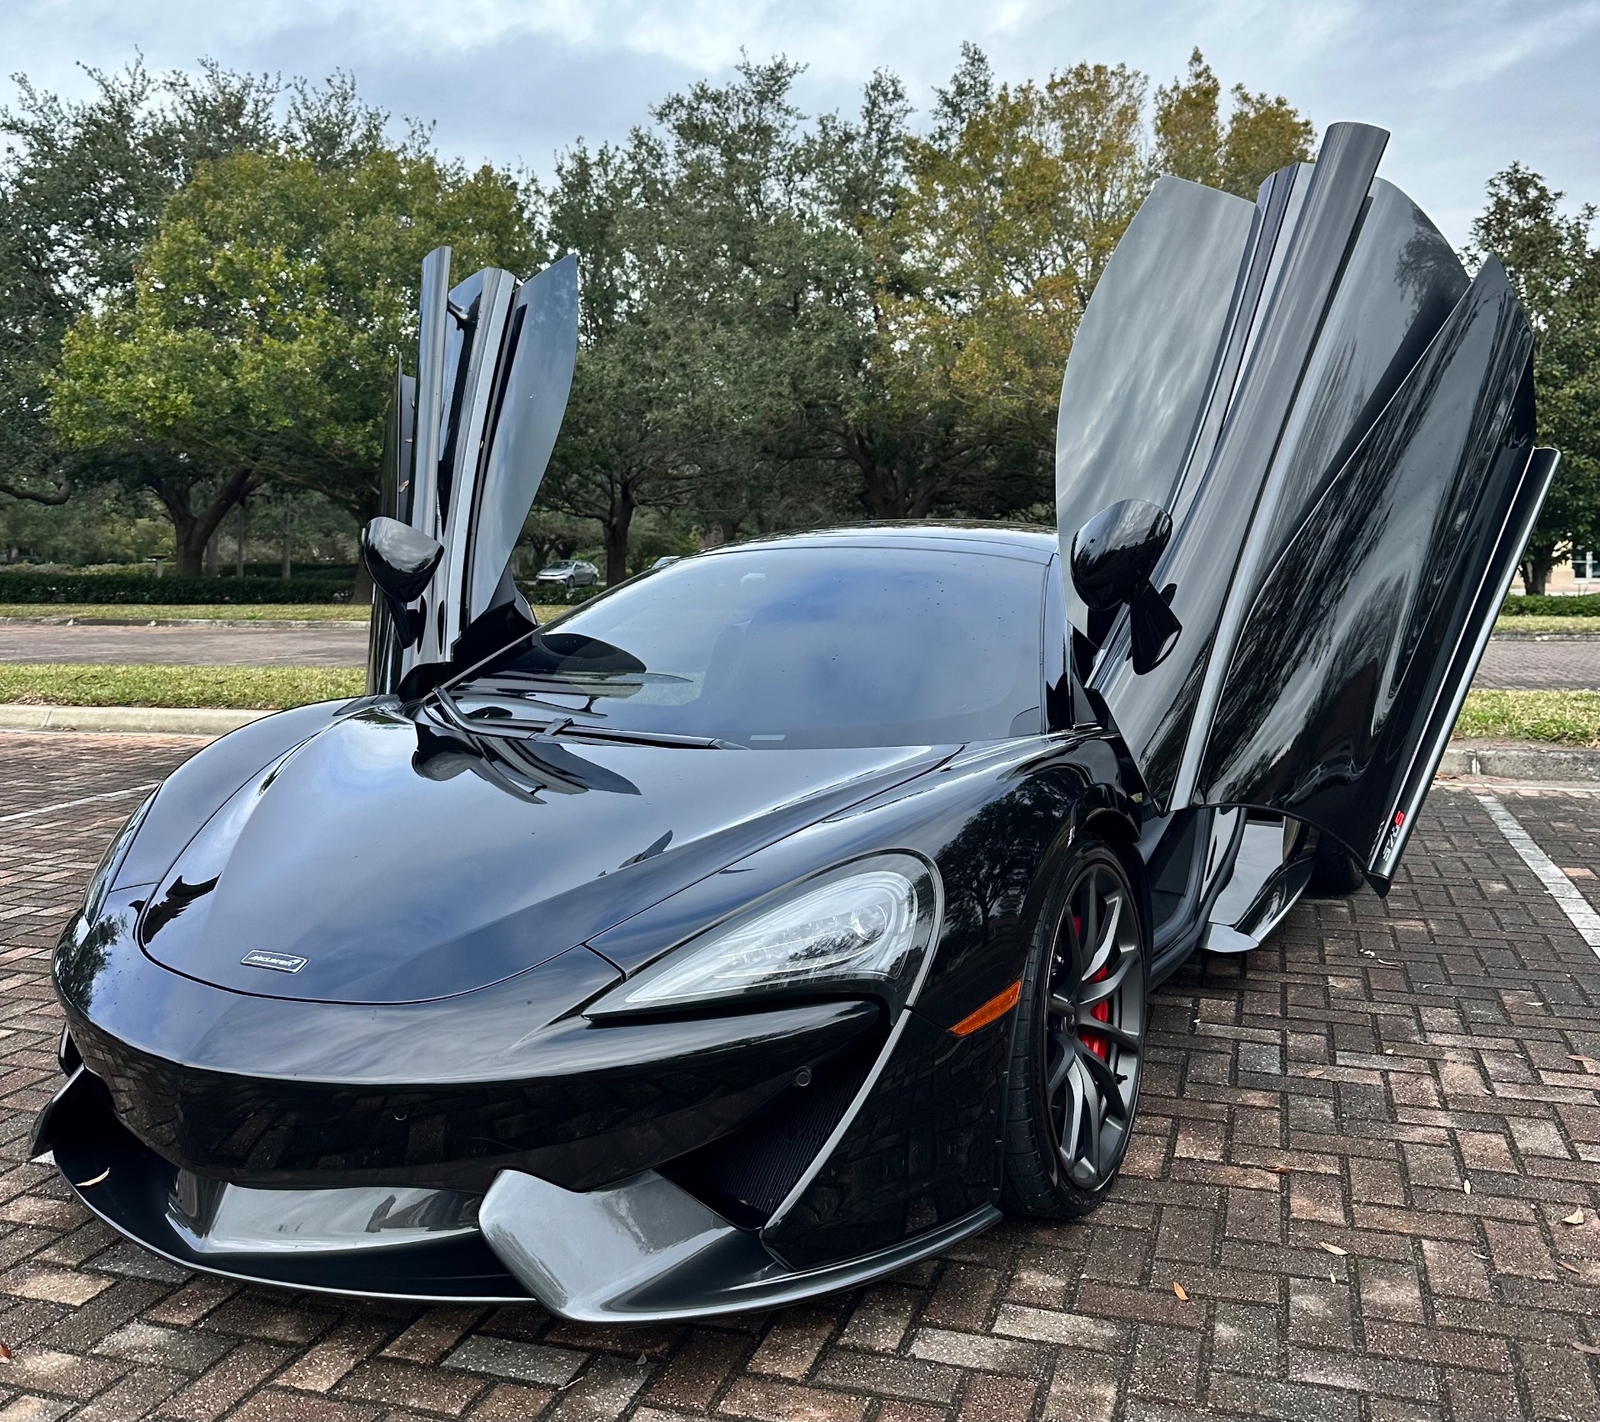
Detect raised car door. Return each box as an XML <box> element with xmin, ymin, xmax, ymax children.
<box><xmin>1058</xmin><ymin>122</ymin><xmax>1556</xmax><ymax>890</ymax></box>
<box><xmin>371</xmin><ymin>249</ymin><xmax>579</xmax><ymax>695</ymax></box>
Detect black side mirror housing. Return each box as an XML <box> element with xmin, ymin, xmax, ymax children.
<box><xmin>361</xmin><ymin>516</ymin><xmax>444</xmax><ymax>649</ymax></box>
<box><xmin>1071</xmin><ymin>499</ymin><xmax>1182</xmax><ymax>675</ymax></box>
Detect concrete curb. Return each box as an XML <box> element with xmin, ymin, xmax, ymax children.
<box><xmin>1437</xmin><ymin>739</ymin><xmax>1600</xmax><ymax>783</ymax></box>
<box><xmin>0</xmin><ymin>705</ymin><xmax>267</xmax><ymax>737</ymax></box>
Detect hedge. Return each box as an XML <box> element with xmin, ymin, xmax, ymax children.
<box><xmin>1500</xmin><ymin>593</ymin><xmax>1600</xmax><ymax>616</ymax></box>
<box><xmin>0</xmin><ymin>571</ymin><xmax>355</xmax><ymax>604</ymax></box>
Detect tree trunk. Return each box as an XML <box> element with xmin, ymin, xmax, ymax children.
<box><xmin>281</xmin><ymin>507</ymin><xmax>293</xmax><ymax>580</ymax></box>
<box><xmin>604</xmin><ymin>488</ymin><xmax>636</xmax><ymax>585</ymax></box>
<box><xmin>234</xmin><ymin>500</ymin><xmax>248</xmax><ymax>577</ymax></box>
<box><xmin>203</xmin><ymin>527</ymin><xmax>219</xmax><ymax>577</ymax></box>
<box><xmin>1521</xmin><ymin>543</ymin><xmax>1555</xmax><ymax>596</ymax></box>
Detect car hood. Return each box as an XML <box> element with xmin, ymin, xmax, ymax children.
<box><xmin>133</xmin><ymin>707</ymin><xmax>948</xmax><ymax>1005</ymax></box>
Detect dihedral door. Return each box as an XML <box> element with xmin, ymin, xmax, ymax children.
<box><xmin>1057</xmin><ymin>122</ymin><xmax>1556</xmax><ymax>887</ymax></box>
<box><xmin>370</xmin><ymin>250</ymin><xmax>579</xmax><ymax>695</ymax></box>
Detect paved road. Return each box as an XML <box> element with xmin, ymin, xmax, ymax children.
<box><xmin>2</xmin><ymin>622</ymin><xmax>1598</xmax><ymax>688</ymax></box>
<box><xmin>2</xmin><ymin>733</ymin><xmax>1600</xmax><ymax>1418</ymax></box>
<box><xmin>0</xmin><ymin>622</ymin><xmax>368</xmax><ymax>668</ymax></box>
<box><xmin>1476</xmin><ymin>637</ymin><xmax>1600</xmax><ymax>691</ymax></box>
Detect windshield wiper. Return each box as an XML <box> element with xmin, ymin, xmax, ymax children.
<box><xmin>428</xmin><ymin>687</ymin><xmax>741</xmax><ymax>750</ymax></box>
<box><xmin>548</xmin><ymin>723</ymin><xmax>745</xmax><ymax>751</ymax></box>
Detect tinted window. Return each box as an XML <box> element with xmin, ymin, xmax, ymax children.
<box><xmin>459</xmin><ymin>545</ymin><xmax>1045</xmax><ymax>748</ymax></box>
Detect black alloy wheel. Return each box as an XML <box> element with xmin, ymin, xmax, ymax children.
<box><xmin>1002</xmin><ymin>840</ymin><xmax>1148</xmax><ymax>1219</ymax></box>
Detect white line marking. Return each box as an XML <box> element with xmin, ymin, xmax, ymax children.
<box><xmin>1475</xmin><ymin>792</ymin><xmax>1600</xmax><ymax>955</ymax></box>
<box><xmin>0</xmin><ymin>783</ymin><xmax>158</xmax><ymax>825</ymax></box>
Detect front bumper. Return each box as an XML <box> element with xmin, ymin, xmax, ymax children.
<box><xmin>38</xmin><ymin>1067</ymin><xmax>998</xmax><ymax>1317</ymax></box>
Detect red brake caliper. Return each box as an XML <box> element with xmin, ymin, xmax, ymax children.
<box><xmin>1073</xmin><ymin>913</ymin><xmax>1113</xmax><ymax>1062</ymax></box>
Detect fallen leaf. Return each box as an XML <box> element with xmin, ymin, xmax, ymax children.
<box><xmin>1463</xmin><ymin>1180</ymin><xmax>1472</xmax><ymax>1194</ymax></box>
<box><xmin>1306</xmin><ymin>1069</ymin><xmax>1326</xmax><ymax>1079</ymax></box>
<box><xmin>1173</xmin><ymin>1282</ymin><xmax>1188</xmax><ymax>1301</ymax></box>
<box><xmin>1574</xmin><ymin>1342</ymin><xmax>1600</xmax><ymax>1356</ymax></box>
<box><xmin>1569</xmin><ymin>1055</ymin><xmax>1600</xmax><ymax>1071</ymax></box>
<box><xmin>73</xmin><ymin>1169</ymin><xmax>108</xmax><ymax>1188</ymax></box>
<box><xmin>1564</xmin><ymin>1209</ymin><xmax>1586</xmax><ymax>1226</ymax></box>
<box><xmin>1318</xmin><ymin>1242</ymin><xmax>1349</xmax><ymax>1257</ymax></box>
<box><xmin>0</xmin><ymin>1342</ymin><xmax>10</xmax><ymax>1362</ymax></box>
<box><xmin>1383</xmin><ymin>1048</ymin><xmax>1395</xmax><ymax>1056</ymax></box>
<box><xmin>1558</xmin><ymin>1261</ymin><xmax>1584</xmax><ymax>1276</ymax></box>
<box><xmin>1270</xmin><ymin>1165</ymin><xmax>1293</xmax><ymax>1175</ymax></box>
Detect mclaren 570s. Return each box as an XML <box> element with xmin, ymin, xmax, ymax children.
<box><xmin>35</xmin><ymin>121</ymin><xmax>1556</xmax><ymax>1320</ymax></box>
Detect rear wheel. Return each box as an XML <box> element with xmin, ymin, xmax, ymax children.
<box><xmin>1002</xmin><ymin>840</ymin><xmax>1148</xmax><ymax>1219</ymax></box>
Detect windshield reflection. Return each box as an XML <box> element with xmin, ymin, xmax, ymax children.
<box><xmin>453</xmin><ymin>544</ymin><xmax>1046</xmax><ymax>750</ymax></box>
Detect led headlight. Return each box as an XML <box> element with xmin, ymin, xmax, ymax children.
<box><xmin>592</xmin><ymin>853</ymin><xmax>940</xmax><ymax>1015</ymax></box>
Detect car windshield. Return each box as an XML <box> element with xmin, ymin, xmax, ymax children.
<box><xmin>453</xmin><ymin>544</ymin><xmax>1045</xmax><ymax>748</ymax></box>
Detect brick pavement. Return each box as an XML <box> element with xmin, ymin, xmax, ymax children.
<box><xmin>3</xmin><ymin>731</ymin><xmax>1600</xmax><ymax>1420</ymax></box>
<box><xmin>1474</xmin><ymin>638</ymin><xmax>1600</xmax><ymax>691</ymax></box>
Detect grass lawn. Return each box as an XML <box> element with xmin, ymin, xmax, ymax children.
<box><xmin>0</xmin><ymin>664</ymin><xmax>364</xmax><ymax>710</ymax></box>
<box><xmin>0</xmin><ymin>602</ymin><xmax>572</xmax><ymax>625</ymax></box>
<box><xmin>1452</xmin><ymin>690</ymin><xmax>1600</xmax><ymax>746</ymax></box>
<box><xmin>1</xmin><ymin>666</ymin><xmax>1597</xmax><ymax>745</ymax></box>
<box><xmin>1487</xmin><ymin>615</ymin><xmax>1600</xmax><ymax>636</ymax></box>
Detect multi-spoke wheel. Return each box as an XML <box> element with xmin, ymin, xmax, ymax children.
<box><xmin>1002</xmin><ymin>839</ymin><xmax>1148</xmax><ymax>1219</ymax></box>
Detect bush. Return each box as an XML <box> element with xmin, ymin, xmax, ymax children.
<box><xmin>1501</xmin><ymin>593</ymin><xmax>1600</xmax><ymax>616</ymax></box>
<box><xmin>0</xmin><ymin>570</ymin><xmax>354</xmax><ymax>604</ymax></box>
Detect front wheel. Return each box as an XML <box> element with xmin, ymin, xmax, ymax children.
<box><xmin>1002</xmin><ymin>840</ymin><xmax>1148</xmax><ymax>1220</ymax></box>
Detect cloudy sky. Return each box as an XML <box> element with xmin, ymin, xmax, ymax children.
<box><xmin>5</xmin><ymin>0</ymin><xmax>1598</xmax><ymax>246</ymax></box>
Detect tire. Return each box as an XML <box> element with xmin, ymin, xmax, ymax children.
<box><xmin>1307</xmin><ymin>834</ymin><xmax>1364</xmax><ymax>897</ymax></box>
<box><xmin>1002</xmin><ymin>839</ymin><xmax>1149</xmax><ymax>1220</ymax></box>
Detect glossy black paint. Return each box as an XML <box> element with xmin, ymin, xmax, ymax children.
<box><xmin>1197</xmin><ymin>261</ymin><xmax>1535</xmax><ymax>870</ymax></box>
<box><xmin>1062</xmin><ymin>121</ymin><xmax>1545</xmax><ymax>882</ymax></box>
<box><xmin>42</xmin><ymin>114</ymin><xmax>1558</xmax><ymax>1313</ymax></box>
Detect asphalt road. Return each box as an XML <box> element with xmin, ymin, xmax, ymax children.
<box><xmin>2</xmin><ymin>730</ymin><xmax>1600</xmax><ymax>1419</ymax></box>
<box><xmin>0</xmin><ymin>621</ymin><xmax>1597</xmax><ymax>688</ymax></box>
<box><xmin>0</xmin><ymin>621</ymin><xmax>369</xmax><ymax>668</ymax></box>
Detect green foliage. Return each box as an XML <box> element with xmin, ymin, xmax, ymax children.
<box><xmin>51</xmin><ymin>141</ymin><xmax>536</xmax><ymax>570</ymax></box>
<box><xmin>0</xmin><ymin>570</ymin><xmax>352</xmax><ymax>603</ymax></box>
<box><xmin>1500</xmin><ymin>593</ymin><xmax>1600</xmax><ymax>615</ymax></box>
<box><xmin>1470</xmin><ymin>165</ymin><xmax>1600</xmax><ymax>593</ymax></box>
<box><xmin>1154</xmin><ymin>49</ymin><xmax>1315</xmax><ymax>198</ymax></box>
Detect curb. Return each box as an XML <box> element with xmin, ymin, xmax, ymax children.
<box><xmin>0</xmin><ymin>705</ymin><xmax>268</xmax><ymax>737</ymax></box>
<box><xmin>1436</xmin><ymin>739</ymin><xmax>1600</xmax><ymax>783</ymax></box>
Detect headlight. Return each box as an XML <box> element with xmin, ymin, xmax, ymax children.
<box><xmin>590</xmin><ymin>853</ymin><xmax>940</xmax><ymax>1015</ymax></box>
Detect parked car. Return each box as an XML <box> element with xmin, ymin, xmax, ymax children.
<box><xmin>36</xmin><ymin>123</ymin><xmax>1554</xmax><ymax>1322</ymax></box>
<box><xmin>535</xmin><ymin>559</ymin><xmax>599</xmax><ymax>591</ymax></box>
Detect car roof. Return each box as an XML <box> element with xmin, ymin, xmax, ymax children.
<box><xmin>694</xmin><ymin>522</ymin><xmax>1058</xmax><ymax>565</ymax></box>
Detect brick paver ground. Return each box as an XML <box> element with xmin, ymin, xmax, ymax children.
<box><xmin>3</xmin><ymin>731</ymin><xmax>1600</xmax><ymax>1420</ymax></box>
<box><xmin>1475</xmin><ymin>637</ymin><xmax>1600</xmax><ymax>691</ymax></box>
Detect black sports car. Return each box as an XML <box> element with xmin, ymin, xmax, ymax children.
<box><xmin>35</xmin><ymin>121</ymin><xmax>1555</xmax><ymax>1320</ymax></box>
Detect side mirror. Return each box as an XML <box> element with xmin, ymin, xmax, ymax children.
<box><xmin>361</xmin><ymin>516</ymin><xmax>444</xmax><ymax>649</ymax></box>
<box><xmin>1071</xmin><ymin>499</ymin><xmax>1182</xmax><ymax>675</ymax></box>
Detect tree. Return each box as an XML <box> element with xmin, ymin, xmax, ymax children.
<box><xmin>1469</xmin><ymin>164</ymin><xmax>1600</xmax><ymax>593</ymax></box>
<box><xmin>0</xmin><ymin>59</ymin><xmax>280</xmax><ymax>510</ymax></box>
<box><xmin>1154</xmin><ymin>49</ymin><xmax>1314</xmax><ymax>199</ymax></box>
<box><xmin>51</xmin><ymin>138</ymin><xmax>536</xmax><ymax>574</ymax></box>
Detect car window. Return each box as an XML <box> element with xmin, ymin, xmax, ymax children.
<box><xmin>462</xmin><ymin>545</ymin><xmax>1045</xmax><ymax>748</ymax></box>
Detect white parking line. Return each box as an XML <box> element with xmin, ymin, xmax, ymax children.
<box><xmin>0</xmin><ymin>783</ymin><xmax>158</xmax><ymax>826</ymax></box>
<box><xmin>1475</xmin><ymin>792</ymin><xmax>1600</xmax><ymax>955</ymax></box>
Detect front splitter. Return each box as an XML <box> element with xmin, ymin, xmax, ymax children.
<box><xmin>39</xmin><ymin>1068</ymin><xmax>1000</xmax><ymax>1318</ymax></box>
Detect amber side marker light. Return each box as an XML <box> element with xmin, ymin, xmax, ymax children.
<box><xmin>948</xmin><ymin>980</ymin><xmax>1022</xmax><ymax>1037</ymax></box>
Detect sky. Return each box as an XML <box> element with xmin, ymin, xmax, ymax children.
<box><xmin>4</xmin><ymin>0</ymin><xmax>1598</xmax><ymax>247</ymax></box>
